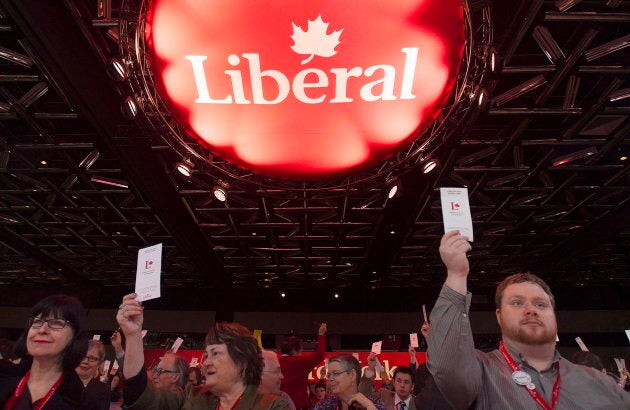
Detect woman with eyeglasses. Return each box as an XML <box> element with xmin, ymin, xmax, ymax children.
<box><xmin>0</xmin><ymin>294</ymin><xmax>89</xmax><ymax>409</ymax></box>
<box><xmin>315</xmin><ymin>354</ymin><xmax>385</xmax><ymax>410</ymax></box>
<box><xmin>76</xmin><ymin>339</ymin><xmax>110</xmax><ymax>410</ymax></box>
<box><xmin>116</xmin><ymin>293</ymin><xmax>288</xmax><ymax>409</ymax></box>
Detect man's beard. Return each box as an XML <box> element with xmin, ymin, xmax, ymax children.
<box><xmin>502</xmin><ymin>320</ymin><xmax>557</xmax><ymax>346</ymax></box>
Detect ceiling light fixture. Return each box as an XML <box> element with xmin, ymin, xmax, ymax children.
<box><xmin>212</xmin><ymin>179</ymin><xmax>230</xmax><ymax>202</ymax></box>
<box><xmin>107</xmin><ymin>58</ymin><xmax>127</xmax><ymax>81</ymax></box>
<box><xmin>120</xmin><ymin>96</ymin><xmax>139</xmax><ymax>119</ymax></box>
<box><xmin>90</xmin><ymin>175</ymin><xmax>129</xmax><ymax>189</ymax></box>
<box><xmin>551</xmin><ymin>146</ymin><xmax>598</xmax><ymax>167</ymax></box>
<box><xmin>422</xmin><ymin>157</ymin><xmax>439</xmax><ymax>174</ymax></box>
<box><xmin>384</xmin><ymin>176</ymin><xmax>402</xmax><ymax>199</ymax></box>
<box><xmin>175</xmin><ymin>158</ymin><xmax>194</xmax><ymax>177</ymax></box>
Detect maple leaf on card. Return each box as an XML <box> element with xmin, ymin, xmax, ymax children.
<box><xmin>291</xmin><ymin>15</ymin><xmax>343</xmax><ymax>64</ymax></box>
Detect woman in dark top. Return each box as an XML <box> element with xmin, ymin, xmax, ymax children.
<box><xmin>0</xmin><ymin>294</ymin><xmax>89</xmax><ymax>410</ymax></box>
<box><xmin>76</xmin><ymin>339</ymin><xmax>110</xmax><ymax>410</ymax></box>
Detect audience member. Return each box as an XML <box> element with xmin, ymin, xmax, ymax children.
<box><xmin>109</xmin><ymin>373</ymin><xmax>122</xmax><ymax>403</ymax></box>
<box><xmin>0</xmin><ymin>294</ymin><xmax>89</xmax><ymax>409</ymax></box>
<box><xmin>408</xmin><ymin>324</ymin><xmax>451</xmax><ymax>409</ymax></box>
<box><xmin>359</xmin><ymin>352</ymin><xmax>392</xmax><ymax>395</ymax></box>
<box><xmin>310</xmin><ymin>381</ymin><xmax>326</xmax><ymax>408</ymax></box>
<box><xmin>260</xmin><ymin>349</ymin><xmax>296</xmax><ymax>409</ymax></box>
<box><xmin>428</xmin><ymin>230</ymin><xmax>630</xmax><ymax>409</ymax></box>
<box><xmin>315</xmin><ymin>354</ymin><xmax>385</xmax><ymax>410</ymax></box>
<box><xmin>188</xmin><ymin>366</ymin><xmax>202</xmax><ymax>387</ymax></box>
<box><xmin>116</xmin><ymin>293</ymin><xmax>288</xmax><ymax>409</ymax></box>
<box><xmin>151</xmin><ymin>352</ymin><xmax>188</xmax><ymax>392</ymax></box>
<box><xmin>280</xmin><ymin>323</ymin><xmax>327</xmax><ymax>410</ymax></box>
<box><xmin>360</xmin><ymin>358</ymin><xmax>415</xmax><ymax>410</ymax></box>
<box><xmin>76</xmin><ymin>339</ymin><xmax>110</xmax><ymax>410</ymax></box>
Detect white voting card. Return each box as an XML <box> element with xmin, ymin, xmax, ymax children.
<box><xmin>371</xmin><ymin>341</ymin><xmax>382</xmax><ymax>354</ymax></box>
<box><xmin>575</xmin><ymin>336</ymin><xmax>589</xmax><ymax>352</ymax></box>
<box><xmin>135</xmin><ymin>243</ymin><xmax>162</xmax><ymax>302</ymax></box>
<box><xmin>410</xmin><ymin>333</ymin><xmax>419</xmax><ymax>348</ymax></box>
<box><xmin>440</xmin><ymin>187</ymin><xmax>474</xmax><ymax>241</ymax></box>
<box><xmin>422</xmin><ymin>304</ymin><xmax>428</xmax><ymax>323</ymax></box>
<box><xmin>171</xmin><ymin>337</ymin><xmax>184</xmax><ymax>353</ymax></box>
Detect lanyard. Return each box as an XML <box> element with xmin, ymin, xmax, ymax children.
<box><xmin>3</xmin><ymin>371</ymin><xmax>63</xmax><ymax>410</ymax></box>
<box><xmin>499</xmin><ymin>342</ymin><xmax>560</xmax><ymax>410</ymax></box>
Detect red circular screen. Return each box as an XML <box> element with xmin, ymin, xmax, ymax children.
<box><xmin>146</xmin><ymin>0</ymin><xmax>464</xmax><ymax>179</ymax></box>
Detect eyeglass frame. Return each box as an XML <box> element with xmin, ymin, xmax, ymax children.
<box><xmin>153</xmin><ymin>367</ymin><xmax>179</xmax><ymax>376</ymax></box>
<box><xmin>262</xmin><ymin>368</ymin><xmax>283</xmax><ymax>375</ymax></box>
<box><xmin>28</xmin><ymin>317</ymin><xmax>71</xmax><ymax>330</ymax></box>
<box><xmin>326</xmin><ymin>369</ymin><xmax>351</xmax><ymax>379</ymax></box>
<box><xmin>83</xmin><ymin>355</ymin><xmax>100</xmax><ymax>363</ymax></box>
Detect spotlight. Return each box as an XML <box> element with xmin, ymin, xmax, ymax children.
<box><xmin>488</xmin><ymin>47</ymin><xmax>502</xmax><ymax>74</ymax></box>
<box><xmin>212</xmin><ymin>179</ymin><xmax>230</xmax><ymax>202</ymax></box>
<box><xmin>333</xmin><ymin>293</ymin><xmax>339</xmax><ymax>299</ymax></box>
<box><xmin>551</xmin><ymin>146</ymin><xmax>598</xmax><ymax>167</ymax></box>
<box><xmin>175</xmin><ymin>158</ymin><xmax>194</xmax><ymax>177</ymax></box>
<box><xmin>475</xmin><ymin>87</ymin><xmax>491</xmax><ymax>111</ymax></box>
<box><xmin>385</xmin><ymin>176</ymin><xmax>402</xmax><ymax>199</ymax></box>
<box><xmin>120</xmin><ymin>96</ymin><xmax>139</xmax><ymax>119</ymax></box>
<box><xmin>107</xmin><ymin>58</ymin><xmax>127</xmax><ymax>81</ymax></box>
<box><xmin>280</xmin><ymin>291</ymin><xmax>286</xmax><ymax>298</ymax></box>
<box><xmin>422</xmin><ymin>157</ymin><xmax>439</xmax><ymax>174</ymax></box>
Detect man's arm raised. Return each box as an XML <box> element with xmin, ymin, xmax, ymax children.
<box><xmin>427</xmin><ymin>231</ymin><xmax>480</xmax><ymax>409</ymax></box>
<box><xmin>439</xmin><ymin>230</ymin><xmax>471</xmax><ymax>295</ymax></box>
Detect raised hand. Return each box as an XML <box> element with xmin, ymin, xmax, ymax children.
<box><xmin>116</xmin><ymin>293</ymin><xmax>143</xmax><ymax>337</ymax></box>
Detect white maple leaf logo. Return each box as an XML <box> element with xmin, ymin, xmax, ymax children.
<box><xmin>290</xmin><ymin>15</ymin><xmax>343</xmax><ymax>64</ymax></box>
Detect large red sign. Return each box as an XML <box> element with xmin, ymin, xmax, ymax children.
<box><xmin>146</xmin><ymin>0</ymin><xmax>464</xmax><ymax>179</ymax></box>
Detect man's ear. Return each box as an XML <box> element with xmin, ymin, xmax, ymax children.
<box><xmin>495</xmin><ymin>308</ymin><xmax>501</xmax><ymax>324</ymax></box>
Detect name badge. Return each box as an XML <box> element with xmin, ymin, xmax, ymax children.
<box><xmin>512</xmin><ymin>370</ymin><xmax>532</xmax><ymax>386</ymax></box>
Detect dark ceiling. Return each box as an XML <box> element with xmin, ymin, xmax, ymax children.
<box><xmin>0</xmin><ymin>0</ymin><xmax>628</xmax><ymax>318</ymax></box>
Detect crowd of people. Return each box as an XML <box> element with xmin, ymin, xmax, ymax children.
<box><xmin>0</xmin><ymin>231</ymin><xmax>629</xmax><ymax>409</ymax></box>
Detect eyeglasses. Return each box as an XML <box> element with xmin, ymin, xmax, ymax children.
<box><xmin>263</xmin><ymin>369</ymin><xmax>282</xmax><ymax>375</ymax></box>
<box><xmin>29</xmin><ymin>318</ymin><xmax>70</xmax><ymax>330</ymax></box>
<box><xmin>153</xmin><ymin>367</ymin><xmax>178</xmax><ymax>376</ymax></box>
<box><xmin>326</xmin><ymin>369</ymin><xmax>351</xmax><ymax>379</ymax></box>
<box><xmin>83</xmin><ymin>355</ymin><xmax>100</xmax><ymax>363</ymax></box>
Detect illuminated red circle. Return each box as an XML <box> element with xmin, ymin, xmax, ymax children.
<box><xmin>146</xmin><ymin>0</ymin><xmax>465</xmax><ymax>179</ymax></box>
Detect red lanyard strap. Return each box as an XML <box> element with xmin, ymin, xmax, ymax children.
<box><xmin>3</xmin><ymin>371</ymin><xmax>63</xmax><ymax>410</ymax></box>
<box><xmin>499</xmin><ymin>341</ymin><xmax>560</xmax><ymax>410</ymax></box>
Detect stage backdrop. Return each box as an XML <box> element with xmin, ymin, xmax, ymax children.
<box><xmin>144</xmin><ymin>350</ymin><xmax>426</xmax><ymax>384</ymax></box>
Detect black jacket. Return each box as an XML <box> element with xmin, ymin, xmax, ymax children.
<box><xmin>0</xmin><ymin>359</ymin><xmax>86</xmax><ymax>410</ymax></box>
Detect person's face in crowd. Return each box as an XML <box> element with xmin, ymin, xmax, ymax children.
<box><xmin>111</xmin><ymin>374</ymin><xmax>120</xmax><ymax>389</ymax></box>
<box><xmin>203</xmin><ymin>344</ymin><xmax>242</xmax><ymax>392</ymax></box>
<box><xmin>259</xmin><ymin>353</ymin><xmax>283</xmax><ymax>394</ymax></box>
<box><xmin>393</xmin><ymin>372</ymin><xmax>413</xmax><ymax>400</ymax></box>
<box><xmin>496</xmin><ymin>282</ymin><xmax>557</xmax><ymax>346</ymax></box>
<box><xmin>188</xmin><ymin>369</ymin><xmax>199</xmax><ymax>385</ymax></box>
<box><xmin>27</xmin><ymin>315</ymin><xmax>74</xmax><ymax>362</ymax></box>
<box><xmin>326</xmin><ymin>361</ymin><xmax>355</xmax><ymax>396</ymax></box>
<box><xmin>152</xmin><ymin>355</ymin><xmax>181</xmax><ymax>390</ymax></box>
<box><xmin>315</xmin><ymin>386</ymin><xmax>326</xmax><ymax>400</ymax></box>
<box><xmin>75</xmin><ymin>345</ymin><xmax>101</xmax><ymax>380</ymax></box>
